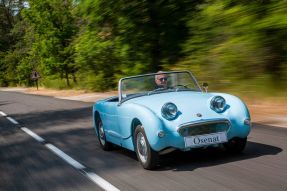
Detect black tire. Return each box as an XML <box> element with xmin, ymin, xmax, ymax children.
<box><xmin>134</xmin><ymin>125</ymin><xmax>158</xmax><ymax>170</ymax></box>
<box><xmin>97</xmin><ymin>119</ymin><xmax>113</xmax><ymax>151</ymax></box>
<box><xmin>223</xmin><ymin>137</ymin><xmax>247</xmax><ymax>153</ymax></box>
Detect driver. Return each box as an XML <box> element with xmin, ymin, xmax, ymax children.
<box><xmin>155</xmin><ymin>71</ymin><xmax>168</xmax><ymax>89</ymax></box>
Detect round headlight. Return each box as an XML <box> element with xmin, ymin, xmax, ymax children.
<box><xmin>210</xmin><ymin>96</ymin><xmax>226</xmax><ymax>113</ymax></box>
<box><xmin>161</xmin><ymin>102</ymin><xmax>178</xmax><ymax>120</ymax></box>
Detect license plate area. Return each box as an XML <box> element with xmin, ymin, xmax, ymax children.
<box><xmin>184</xmin><ymin>132</ymin><xmax>227</xmax><ymax>148</ymax></box>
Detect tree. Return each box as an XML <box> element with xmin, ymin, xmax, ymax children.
<box><xmin>73</xmin><ymin>0</ymin><xmax>197</xmax><ymax>90</ymax></box>
<box><xmin>0</xmin><ymin>0</ymin><xmax>25</xmax><ymax>86</ymax></box>
<box><xmin>23</xmin><ymin>0</ymin><xmax>78</xmax><ymax>86</ymax></box>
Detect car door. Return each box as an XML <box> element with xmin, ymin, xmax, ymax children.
<box><xmin>100</xmin><ymin>102</ymin><xmax>121</xmax><ymax>145</ymax></box>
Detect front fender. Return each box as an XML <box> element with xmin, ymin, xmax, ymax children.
<box><xmin>118</xmin><ymin>103</ymin><xmax>166</xmax><ymax>151</ymax></box>
<box><xmin>212</xmin><ymin>93</ymin><xmax>251</xmax><ymax>139</ymax></box>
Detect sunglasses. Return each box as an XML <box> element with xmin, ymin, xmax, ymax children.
<box><xmin>158</xmin><ymin>77</ymin><xmax>168</xmax><ymax>82</ymax></box>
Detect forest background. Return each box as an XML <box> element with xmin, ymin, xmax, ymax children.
<box><xmin>1</xmin><ymin>0</ymin><xmax>287</xmax><ymax>97</ymax></box>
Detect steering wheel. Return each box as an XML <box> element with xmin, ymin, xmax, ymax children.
<box><xmin>172</xmin><ymin>84</ymin><xmax>191</xmax><ymax>92</ymax></box>
<box><xmin>148</xmin><ymin>87</ymin><xmax>166</xmax><ymax>95</ymax></box>
<box><xmin>174</xmin><ymin>84</ymin><xmax>188</xmax><ymax>88</ymax></box>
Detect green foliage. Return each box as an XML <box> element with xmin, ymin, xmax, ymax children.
<box><xmin>74</xmin><ymin>29</ymin><xmax>120</xmax><ymax>89</ymax></box>
<box><xmin>41</xmin><ymin>77</ymin><xmax>75</xmax><ymax>90</ymax></box>
<box><xmin>177</xmin><ymin>0</ymin><xmax>287</xmax><ymax>91</ymax></box>
<box><xmin>0</xmin><ymin>0</ymin><xmax>286</xmax><ymax>95</ymax></box>
<box><xmin>76</xmin><ymin>72</ymin><xmax>113</xmax><ymax>91</ymax></box>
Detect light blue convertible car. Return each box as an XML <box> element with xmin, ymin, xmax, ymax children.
<box><xmin>93</xmin><ymin>71</ymin><xmax>251</xmax><ymax>169</ymax></box>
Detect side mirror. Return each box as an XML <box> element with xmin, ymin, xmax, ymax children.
<box><xmin>202</xmin><ymin>82</ymin><xmax>208</xmax><ymax>93</ymax></box>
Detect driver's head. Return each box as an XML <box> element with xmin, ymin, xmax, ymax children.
<box><xmin>155</xmin><ymin>71</ymin><xmax>168</xmax><ymax>88</ymax></box>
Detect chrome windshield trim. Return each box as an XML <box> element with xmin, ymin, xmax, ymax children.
<box><xmin>177</xmin><ymin>118</ymin><xmax>231</xmax><ymax>133</ymax></box>
<box><xmin>118</xmin><ymin>70</ymin><xmax>202</xmax><ymax>103</ymax></box>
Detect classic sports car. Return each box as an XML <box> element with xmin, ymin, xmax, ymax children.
<box><xmin>93</xmin><ymin>71</ymin><xmax>251</xmax><ymax>169</ymax></box>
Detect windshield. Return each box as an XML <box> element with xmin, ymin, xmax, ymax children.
<box><xmin>119</xmin><ymin>71</ymin><xmax>202</xmax><ymax>102</ymax></box>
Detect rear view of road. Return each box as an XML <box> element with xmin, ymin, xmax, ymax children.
<box><xmin>0</xmin><ymin>90</ymin><xmax>286</xmax><ymax>191</ymax></box>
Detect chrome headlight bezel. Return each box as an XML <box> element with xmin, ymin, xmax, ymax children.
<box><xmin>161</xmin><ymin>102</ymin><xmax>178</xmax><ymax>120</ymax></box>
<box><xmin>210</xmin><ymin>96</ymin><xmax>226</xmax><ymax>113</ymax></box>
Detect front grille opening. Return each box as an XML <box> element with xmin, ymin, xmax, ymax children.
<box><xmin>178</xmin><ymin>122</ymin><xmax>229</xmax><ymax>137</ymax></box>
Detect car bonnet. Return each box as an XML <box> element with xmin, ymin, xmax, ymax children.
<box><xmin>124</xmin><ymin>91</ymin><xmax>229</xmax><ymax>131</ymax></box>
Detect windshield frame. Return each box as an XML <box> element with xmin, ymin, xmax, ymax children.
<box><xmin>118</xmin><ymin>70</ymin><xmax>202</xmax><ymax>103</ymax></box>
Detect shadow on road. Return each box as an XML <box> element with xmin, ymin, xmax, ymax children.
<box><xmin>0</xmin><ymin>101</ymin><xmax>11</xmax><ymax>106</ymax></box>
<box><xmin>0</xmin><ymin>123</ymin><xmax>99</xmax><ymax>191</ymax></box>
<box><xmin>11</xmin><ymin>106</ymin><xmax>92</xmax><ymax>129</ymax></box>
<box><xmin>156</xmin><ymin>140</ymin><xmax>282</xmax><ymax>171</ymax></box>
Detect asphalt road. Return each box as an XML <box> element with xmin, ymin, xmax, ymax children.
<box><xmin>0</xmin><ymin>91</ymin><xmax>286</xmax><ymax>191</ymax></box>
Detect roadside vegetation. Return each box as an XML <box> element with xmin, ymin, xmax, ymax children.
<box><xmin>0</xmin><ymin>0</ymin><xmax>286</xmax><ymax>97</ymax></box>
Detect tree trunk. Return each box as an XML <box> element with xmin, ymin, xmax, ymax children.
<box><xmin>64</xmin><ymin>67</ymin><xmax>70</xmax><ymax>87</ymax></box>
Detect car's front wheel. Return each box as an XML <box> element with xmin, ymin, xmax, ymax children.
<box><xmin>134</xmin><ymin>125</ymin><xmax>158</xmax><ymax>170</ymax></box>
<box><xmin>223</xmin><ymin>137</ymin><xmax>247</xmax><ymax>153</ymax></box>
<box><xmin>97</xmin><ymin>119</ymin><xmax>113</xmax><ymax>151</ymax></box>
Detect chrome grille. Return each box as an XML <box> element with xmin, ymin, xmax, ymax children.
<box><xmin>177</xmin><ymin>119</ymin><xmax>230</xmax><ymax>137</ymax></box>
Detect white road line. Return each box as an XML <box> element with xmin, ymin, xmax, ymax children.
<box><xmin>45</xmin><ymin>143</ymin><xmax>86</xmax><ymax>170</ymax></box>
<box><xmin>25</xmin><ymin>132</ymin><xmax>121</xmax><ymax>191</ymax></box>
<box><xmin>1</xmin><ymin>110</ymin><xmax>120</xmax><ymax>191</ymax></box>
<box><xmin>0</xmin><ymin>111</ymin><xmax>7</xmax><ymax>116</ymax></box>
<box><xmin>6</xmin><ymin>116</ymin><xmax>19</xmax><ymax>124</ymax></box>
<box><xmin>21</xmin><ymin>127</ymin><xmax>46</xmax><ymax>143</ymax></box>
<box><xmin>85</xmin><ymin>172</ymin><xmax>120</xmax><ymax>191</ymax></box>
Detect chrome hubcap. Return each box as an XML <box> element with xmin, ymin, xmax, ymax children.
<box><xmin>136</xmin><ymin>132</ymin><xmax>147</xmax><ymax>163</ymax></box>
<box><xmin>99</xmin><ymin>122</ymin><xmax>106</xmax><ymax>145</ymax></box>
